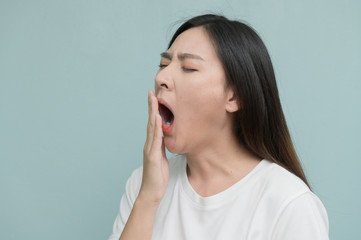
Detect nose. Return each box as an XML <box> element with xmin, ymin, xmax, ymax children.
<box><xmin>155</xmin><ymin>66</ymin><xmax>173</xmax><ymax>93</ymax></box>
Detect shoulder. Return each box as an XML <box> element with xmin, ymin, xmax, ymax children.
<box><xmin>247</xmin><ymin>160</ymin><xmax>311</xmax><ymax>221</ymax></box>
<box><xmin>259</xmin><ymin>160</ymin><xmax>311</xmax><ymax>202</ymax></box>
<box><xmin>270</xmin><ymin>191</ymin><xmax>329</xmax><ymax>239</ymax></box>
<box><xmin>253</xmin><ymin>160</ymin><xmax>329</xmax><ymax>239</ymax></box>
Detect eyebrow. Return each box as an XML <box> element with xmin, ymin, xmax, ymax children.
<box><xmin>160</xmin><ymin>52</ymin><xmax>205</xmax><ymax>61</ymax></box>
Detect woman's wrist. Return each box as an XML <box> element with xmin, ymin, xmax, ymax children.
<box><xmin>135</xmin><ymin>193</ymin><xmax>162</xmax><ymax>210</ymax></box>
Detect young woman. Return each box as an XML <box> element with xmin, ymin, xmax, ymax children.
<box><xmin>109</xmin><ymin>14</ymin><xmax>329</xmax><ymax>240</ymax></box>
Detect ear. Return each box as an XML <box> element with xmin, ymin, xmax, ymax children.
<box><xmin>225</xmin><ymin>88</ymin><xmax>241</xmax><ymax>113</ymax></box>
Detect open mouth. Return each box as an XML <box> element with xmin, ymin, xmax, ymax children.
<box><xmin>158</xmin><ymin>103</ymin><xmax>174</xmax><ymax>131</ymax></box>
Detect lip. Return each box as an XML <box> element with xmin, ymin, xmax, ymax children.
<box><xmin>157</xmin><ymin>97</ymin><xmax>174</xmax><ymax>115</ymax></box>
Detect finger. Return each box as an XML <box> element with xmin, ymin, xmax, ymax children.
<box><xmin>145</xmin><ymin>91</ymin><xmax>153</xmax><ymax>150</ymax></box>
<box><xmin>151</xmin><ymin>114</ymin><xmax>163</xmax><ymax>151</ymax></box>
<box><xmin>147</xmin><ymin>90</ymin><xmax>153</xmax><ymax>116</ymax></box>
<box><xmin>161</xmin><ymin>136</ymin><xmax>166</xmax><ymax>159</ymax></box>
<box><xmin>146</xmin><ymin>90</ymin><xmax>158</xmax><ymax>151</ymax></box>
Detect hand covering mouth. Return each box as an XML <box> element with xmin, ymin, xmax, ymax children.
<box><xmin>158</xmin><ymin>103</ymin><xmax>174</xmax><ymax>129</ymax></box>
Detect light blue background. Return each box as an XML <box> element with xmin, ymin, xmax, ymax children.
<box><xmin>1</xmin><ymin>0</ymin><xmax>360</xmax><ymax>239</ymax></box>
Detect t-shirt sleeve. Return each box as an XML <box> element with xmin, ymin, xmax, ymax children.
<box><xmin>108</xmin><ymin>166</ymin><xmax>143</xmax><ymax>240</ymax></box>
<box><xmin>271</xmin><ymin>191</ymin><xmax>329</xmax><ymax>240</ymax></box>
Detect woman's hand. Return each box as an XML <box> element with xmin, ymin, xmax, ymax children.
<box><xmin>138</xmin><ymin>90</ymin><xmax>169</xmax><ymax>205</ymax></box>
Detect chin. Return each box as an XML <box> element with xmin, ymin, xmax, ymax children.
<box><xmin>164</xmin><ymin>137</ymin><xmax>184</xmax><ymax>154</ymax></box>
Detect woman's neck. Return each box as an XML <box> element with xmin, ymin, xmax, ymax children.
<box><xmin>185</xmin><ymin>132</ymin><xmax>262</xmax><ymax>197</ymax></box>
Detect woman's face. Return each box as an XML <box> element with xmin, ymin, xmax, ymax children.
<box><xmin>155</xmin><ymin>26</ymin><xmax>235</xmax><ymax>154</ymax></box>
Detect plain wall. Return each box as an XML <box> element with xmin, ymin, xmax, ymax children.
<box><xmin>1</xmin><ymin>0</ymin><xmax>360</xmax><ymax>239</ymax></box>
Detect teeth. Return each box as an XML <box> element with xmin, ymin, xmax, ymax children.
<box><xmin>166</xmin><ymin>121</ymin><xmax>171</xmax><ymax>127</ymax></box>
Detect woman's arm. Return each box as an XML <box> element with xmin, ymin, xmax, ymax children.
<box><xmin>119</xmin><ymin>198</ymin><xmax>159</xmax><ymax>240</ymax></box>
<box><xmin>119</xmin><ymin>90</ymin><xmax>169</xmax><ymax>240</ymax></box>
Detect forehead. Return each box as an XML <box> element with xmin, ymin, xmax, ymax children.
<box><xmin>167</xmin><ymin>27</ymin><xmax>218</xmax><ymax>61</ymax></box>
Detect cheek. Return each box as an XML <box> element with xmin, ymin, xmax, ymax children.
<box><xmin>167</xmin><ymin>89</ymin><xmax>225</xmax><ymax>154</ymax></box>
<box><xmin>195</xmin><ymin>85</ymin><xmax>225</xmax><ymax>114</ymax></box>
<box><xmin>179</xmin><ymin>89</ymin><xmax>225</xmax><ymax>130</ymax></box>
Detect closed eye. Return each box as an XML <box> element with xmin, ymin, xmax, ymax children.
<box><xmin>158</xmin><ymin>64</ymin><xmax>168</xmax><ymax>69</ymax></box>
<box><xmin>158</xmin><ymin>64</ymin><xmax>197</xmax><ymax>72</ymax></box>
<box><xmin>182</xmin><ymin>67</ymin><xmax>197</xmax><ymax>72</ymax></box>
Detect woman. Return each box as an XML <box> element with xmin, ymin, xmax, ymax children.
<box><xmin>109</xmin><ymin>14</ymin><xmax>329</xmax><ymax>240</ymax></box>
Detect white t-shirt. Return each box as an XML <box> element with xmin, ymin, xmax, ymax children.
<box><xmin>109</xmin><ymin>154</ymin><xmax>329</xmax><ymax>240</ymax></box>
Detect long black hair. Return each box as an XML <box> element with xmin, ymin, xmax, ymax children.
<box><xmin>168</xmin><ymin>14</ymin><xmax>310</xmax><ymax>188</ymax></box>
